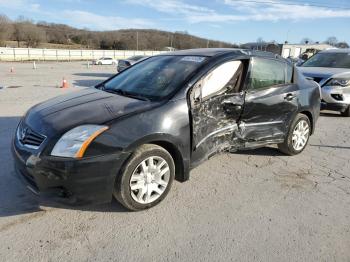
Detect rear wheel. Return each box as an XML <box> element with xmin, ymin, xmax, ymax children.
<box><xmin>341</xmin><ymin>106</ymin><xmax>350</xmax><ymax>117</ymax></box>
<box><xmin>278</xmin><ymin>114</ymin><xmax>311</xmax><ymax>155</ymax></box>
<box><xmin>113</xmin><ymin>144</ymin><xmax>175</xmax><ymax>211</ymax></box>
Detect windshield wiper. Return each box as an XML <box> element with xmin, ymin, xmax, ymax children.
<box><xmin>104</xmin><ymin>88</ymin><xmax>150</xmax><ymax>101</ymax></box>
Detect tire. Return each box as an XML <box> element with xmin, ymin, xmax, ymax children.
<box><xmin>341</xmin><ymin>106</ymin><xmax>350</xmax><ymax>117</ymax></box>
<box><xmin>278</xmin><ymin>113</ymin><xmax>311</xmax><ymax>156</ymax></box>
<box><xmin>113</xmin><ymin>144</ymin><xmax>175</xmax><ymax>211</ymax></box>
<box><xmin>98</xmin><ymin>62</ymin><xmax>102</xmax><ymax>65</ymax></box>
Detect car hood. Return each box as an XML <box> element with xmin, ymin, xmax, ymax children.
<box><xmin>298</xmin><ymin>67</ymin><xmax>350</xmax><ymax>85</ymax></box>
<box><xmin>24</xmin><ymin>88</ymin><xmax>158</xmax><ymax>136</ymax></box>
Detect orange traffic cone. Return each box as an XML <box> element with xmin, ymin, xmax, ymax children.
<box><xmin>61</xmin><ymin>77</ymin><xmax>69</xmax><ymax>88</ymax></box>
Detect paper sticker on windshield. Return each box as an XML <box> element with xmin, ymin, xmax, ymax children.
<box><xmin>181</xmin><ymin>56</ymin><xmax>206</xmax><ymax>63</ymax></box>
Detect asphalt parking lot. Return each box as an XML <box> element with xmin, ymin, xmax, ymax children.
<box><xmin>0</xmin><ymin>62</ymin><xmax>349</xmax><ymax>262</ymax></box>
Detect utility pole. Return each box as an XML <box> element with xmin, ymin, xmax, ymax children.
<box><xmin>136</xmin><ymin>31</ymin><xmax>139</xmax><ymax>51</ymax></box>
<box><xmin>286</xmin><ymin>29</ymin><xmax>291</xmax><ymax>43</ymax></box>
<box><xmin>207</xmin><ymin>39</ymin><xmax>210</xmax><ymax>48</ymax></box>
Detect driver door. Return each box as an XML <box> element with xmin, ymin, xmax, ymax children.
<box><xmin>190</xmin><ymin>60</ymin><xmax>247</xmax><ymax>164</ymax></box>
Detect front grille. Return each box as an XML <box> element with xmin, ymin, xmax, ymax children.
<box><xmin>331</xmin><ymin>94</ymin><xmax>344</xmax><ymax>101</ymax></box>
<box><xmin>17</xmin><ymin>123</ymin><xmax>46</xmax><ymax>149</ymax></box>
<box><xmin>312</xmin><ymin>77</ymin><xmax>323</xmax><ymax>83</ymax></box>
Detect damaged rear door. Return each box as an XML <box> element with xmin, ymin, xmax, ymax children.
<box><xmin>189</xmin><ymin>59</ymin><xmax>246</xmax><ymax>163</ymax></box>
<box><xmin>239</xmin><ymin>57</ymin><xmax>299</xmax><ymax>147</ymax></box>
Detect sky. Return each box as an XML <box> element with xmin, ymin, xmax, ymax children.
<box><xmin>1</xmin><ymin>0</ymin><xmax>350</xmax><ymax>44</ymax></box>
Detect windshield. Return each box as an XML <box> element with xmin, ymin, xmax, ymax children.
<box><xmin>103</xmin><ymin>55</ymin><xmax>207</xmax><ymax>100</ymax></box>
<box><xmin>302</xmin><ymin>52</ymin><xmax>350</xmax><ymax>69</ymax></box>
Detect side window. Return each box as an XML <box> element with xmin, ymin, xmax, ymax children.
<box><xmin>248</xmin><ymin>58</ymin><xmax>286</xmax><ymax>90</ymax></box>
<box><xmin>200</xmin><ymin>60</ymin><xmax>243</xmax><ymax>99</ymax></box>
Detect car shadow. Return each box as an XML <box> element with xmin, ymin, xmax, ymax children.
<box><xmin>73</xmin><ymin>73</ymin><xmax>115</xmax><ymax>78</ymax></box>
<box><xmin>73</xmin><ymin>79</ymin><xmax>103</xmax><ymax>88</ymax></box>
<box><xmin>0</xmin><ymin>116</ymin><xmax>128</xmax><ymax>217</ymax></box>
<box><xmin>233</xmin><ymin>146</ymin><xmax>285</xmax><ymax>156</ymax></box>
<box><xmin>320</xmin><ymin>111</ymin><xmax>342</xmax><ymax>117</ymax></box>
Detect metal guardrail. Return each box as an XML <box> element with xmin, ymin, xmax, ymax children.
<box><xmin>0</xmin><ymin>47</ymin><xmax>167</xmax><ymax>61</ymax></box>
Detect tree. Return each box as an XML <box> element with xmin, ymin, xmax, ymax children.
<box><xmin>0</xmin><ymin>14</ymin><xmax>12</xmax><ymax>46</ymax></box>
<box><xmin>324</xmin><ymin>36</ymin><xmax>338</xmax><ymax>46</ymax></box>
<box><xmin>13</xmin><ymin>21</ymin><xmax>45</xmax><ymax>47</ymax></box>
<box><xmin>1</xmin><ymin>16</ymin><xmax>238</xmax><ymax>50</ymax></box>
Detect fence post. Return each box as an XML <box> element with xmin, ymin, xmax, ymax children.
<box><xmin>68</xmin><ymin>50</ymin><xmax>71</xmax><ymax>62</ymax></box>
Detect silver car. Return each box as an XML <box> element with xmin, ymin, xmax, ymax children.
<box><xmin>298</xmin><ymin>49</ymin><xmax>350</xmax><ymax>117</ymax></box>
<box><xmin>117</xmin><ymin>55</ymin><xmax>148</xmax><ymax>72</ymax></box>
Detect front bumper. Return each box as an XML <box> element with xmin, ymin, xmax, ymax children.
<box><xmin>321</xmin><ymin>85</ymin><xmax>350</xmax><ymax>112</ymax></box>
<box><xmin>321</xmin><ymin>102</ymin><xmax>349</xmax><ymax>112</ymax></box>
<box><xmin>12</xmin><ymin>140</ymin><xmax>130</xmax><ymax>205</ymax></box>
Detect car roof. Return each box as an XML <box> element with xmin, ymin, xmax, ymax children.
<box><xmin>320</xmin><ymin>48</ymin><xmax>350</xmax><ymax>54</ymax></box>
<box><xmin>159</xmin><ymin>48</ymin><xmax>285</xmax><ymax>61</ymax></box>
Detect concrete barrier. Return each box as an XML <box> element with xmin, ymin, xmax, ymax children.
<box><xmin>0</xmin><ymin>47</ymin><xmax>167</xmax><ymax>61</ymax></box>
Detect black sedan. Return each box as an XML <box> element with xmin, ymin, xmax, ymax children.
<box><xmin>12</xmin><ymin>48</ymin><xmax>321</xmax><ymax>211</ymax></box>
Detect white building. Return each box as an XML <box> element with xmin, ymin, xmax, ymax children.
<box><xmin>281</xmin><ymin>44</ymin><xmax>334</xmax><ymax>58</ymax></box>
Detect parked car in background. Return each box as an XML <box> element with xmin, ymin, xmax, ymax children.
<box><xmin>298</xmin><ymin>49</ymin><xmax>350</xmax><ymax>116</ymax></box>
<box><xmin>287</xmin><ymin>56</ymin><xmax>303</xmax><ymax>65</ymax></box>
<box><xmin>93</xmin><ymin>57</ymin><xmax>118</xmax><ymax>65</ymax></box>
<box><xmin>13</xmin><ymin>49</ymin><xmax>320</xmax><ymax>211</ymax></box>
<box><xmin>117</xmin><ymin>55</ymin><xmax>148</xmax><ymax>72</ymax></box>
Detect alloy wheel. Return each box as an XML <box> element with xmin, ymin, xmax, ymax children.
<box><xmin>292</xmin><ymin>119</ymin><xmax>310</xmax><ymax>151</ymax></box>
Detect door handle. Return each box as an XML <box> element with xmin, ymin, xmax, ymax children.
<box><xmin>223</xmin><ymin>100</ymin><xmax>242</xmax><ymax>112</ymax></box>
<box><xmin>284</xmin><ymin>93</ymin><xmax>296</xmax><ymax>101</ymax></box>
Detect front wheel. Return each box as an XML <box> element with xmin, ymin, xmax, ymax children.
<box><xmin>113</xmin><ymin>144</ymin><xmax>175</xmax><ymax>211</ymax></box>
<box><xmin>341</xmin><ymin>106</ymin><xmax>350</xmax><ymax>117</ymax></box>
<box><xmin>278</xmin><ymin>114</ymin><xmax>311</xmax><ymax>155</ymax></box>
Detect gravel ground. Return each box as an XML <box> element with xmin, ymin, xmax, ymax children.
<box><xmin>0</xmin><ymin>62</ymin><xmax>349</xmax><ymax>262</ymax></box>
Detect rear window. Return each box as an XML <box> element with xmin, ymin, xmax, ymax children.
<box><xmin>129</xmin><ymin>56</ymin><xmax>144</xmax><ymax>61</ymax></box>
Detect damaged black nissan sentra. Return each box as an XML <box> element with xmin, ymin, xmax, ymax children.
<box><xmin>13</xmin><ymin>49</ymin><xmax>321</xmax><ymax>210</ymax></box>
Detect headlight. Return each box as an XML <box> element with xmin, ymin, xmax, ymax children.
<box><xmin>51</xmin><ymin>125</ymin><xmax>108</xmax><ymax>158</ymax></box>
<box><xmin>327</xmin><ymin>78</ymin><xmax>350</xmax><ymax>87</ymax></box>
